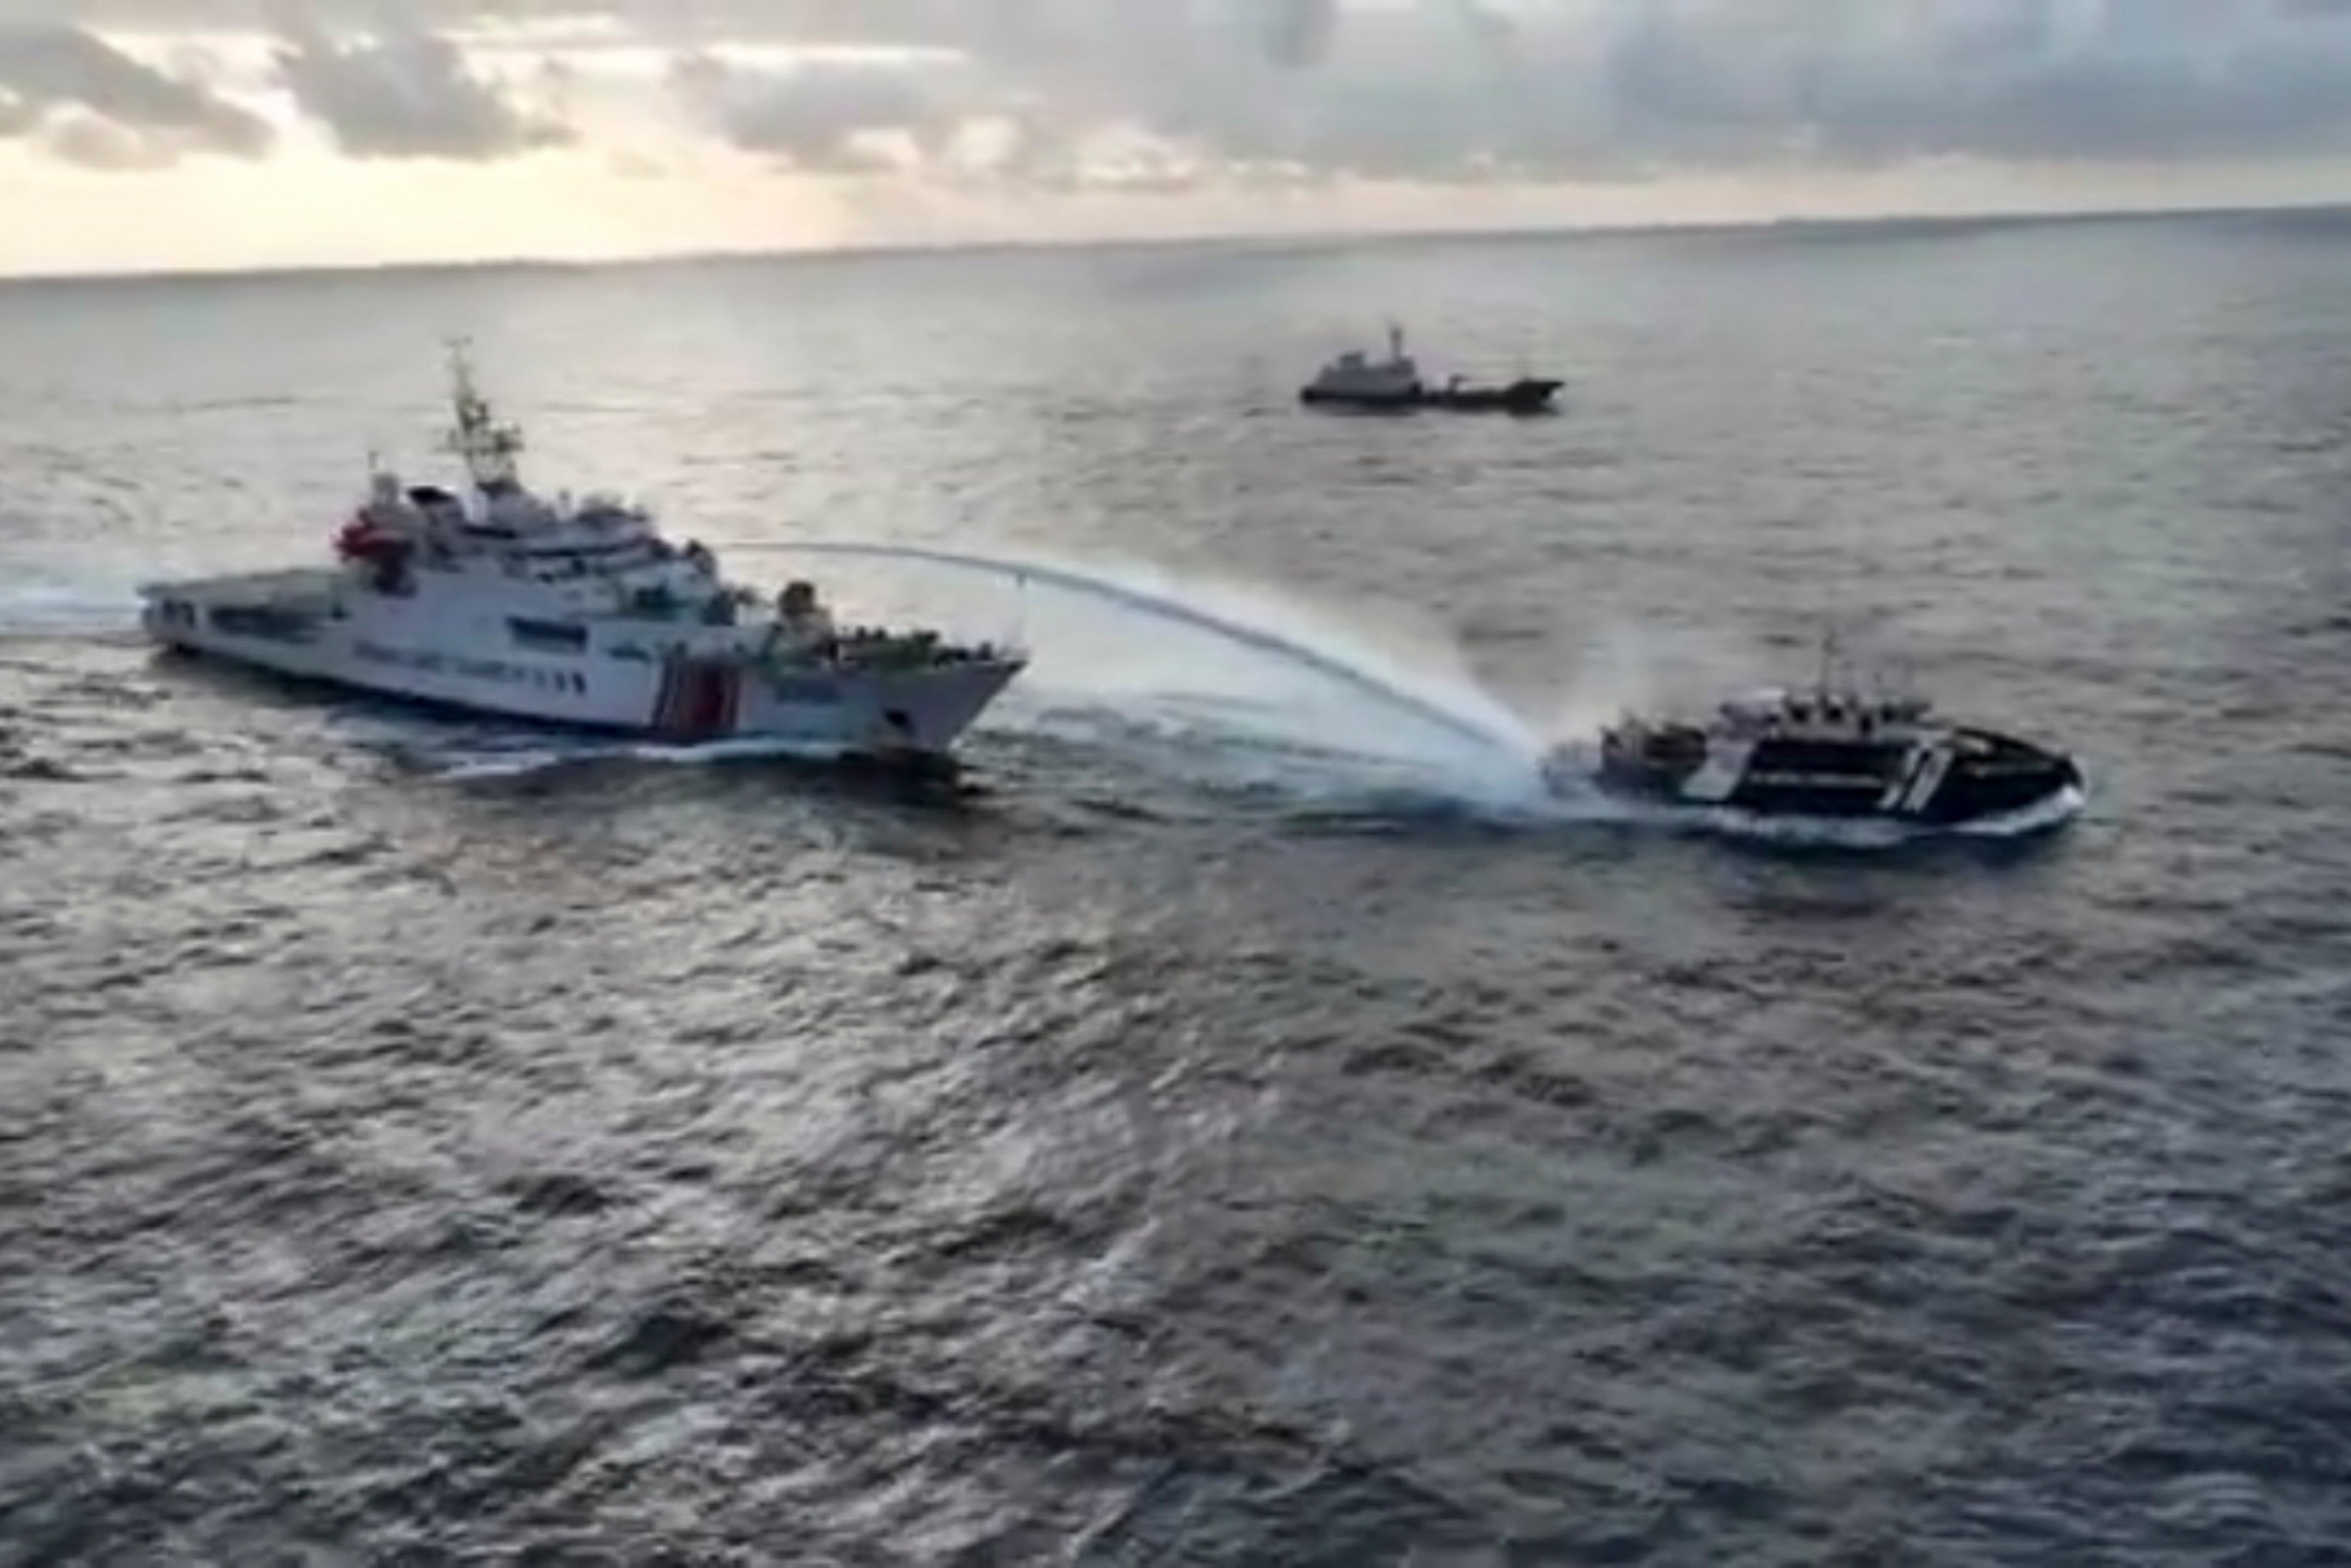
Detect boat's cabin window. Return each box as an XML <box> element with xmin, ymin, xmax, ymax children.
<box><xmin>628</xmin><ymin>584</ymin><xmax>681</xmax><ymax>618</ymax></box>
<box><xmin>509</xmin><ymin>616</ymin><xmax>588</xmax><ymax>653</ymax></box>
<box><xmin>210</xmin><ymin>604</ymin><xmax>315</xmax><ymax>641</ymax></box>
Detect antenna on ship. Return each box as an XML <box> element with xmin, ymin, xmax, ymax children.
<box><xmin>442</xmin><ymin>335</ymin><xmax>524</xmax><ymax>495</ymax></box>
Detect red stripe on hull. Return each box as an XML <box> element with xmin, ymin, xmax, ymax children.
<box><xmin>652</xmin><ymin>660</ymin><xmax>740</xmax><ymax>742</ymax></box>
<box><xmin>650</xmin><ymin>661</ymin><xmax>683</xmax><ymax>735</ymax></box>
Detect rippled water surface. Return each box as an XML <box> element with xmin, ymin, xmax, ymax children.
<box><xmin>6</xmin><ymin>212</ymin><xmax>2351</xmax><ymax>1564</ymax></box>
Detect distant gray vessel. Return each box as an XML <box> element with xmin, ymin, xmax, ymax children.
<box><xmin>1300</xmin><ymin>324</ymin><xmax>1561</xmax><ymax>414</ymax></box>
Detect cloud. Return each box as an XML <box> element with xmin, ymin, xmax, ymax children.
<box><xmin>1594</xmin><ymin>0</ymin><xmax>2351</xmax><ymax>169</ymax></box>
<box><xmin>13</xmin><ymin>1</ymin><xmax>2351</xmax><ymax>191</ymax></box>
<box><xmin>271</xmin><ymin>15</ymin><xmax>572</xmax><ymax>159</ymax></box>
<box><xmin>667</xmin><ymin>49</ymin><xmax>958</xmax><ymax>172</ymax></box>
<box><xmin>0</xmin><ymin>22</ymin><xmax>271</xmax><ymax>162</ymax></box>
<box><xmin>1263</xmin><ymin>0</ymin><xmax>1339</xmax><ymax>70</ymax></box>
<box><xmin>42</xmin><ymin>107</ymin><xmax>176</xmax><ymax>168</ymax></box>
<box><xmin>622</xmin><ymin>1</ymin><xmax>2351</xmax><ymax>182</ymax></box>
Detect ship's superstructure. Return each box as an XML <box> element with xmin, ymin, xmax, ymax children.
<box><xmin>140</xmin><ymin>346</ymin><xmax>1023</xmax><ymax>759</ymax></box>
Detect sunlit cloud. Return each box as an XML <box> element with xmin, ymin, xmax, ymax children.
<box><xmin>9</xmin><ymin>2</ymin><xmax>2351</xmax><ymax>274</ymax></box>
<box><xmin>0</xmin><ymin>22</ymin><xmax>271</xmax><ymax>165</ymax></box>
<box><xmin>270</xmin><ymin>13</ymin><xmax>570</xmax><ymax>159</ymax></box>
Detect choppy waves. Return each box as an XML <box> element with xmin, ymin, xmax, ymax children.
<box><xmin>8</xmin><ymin>220</ymin><xmax>2351</xmax><ymax>1564</ymax></box>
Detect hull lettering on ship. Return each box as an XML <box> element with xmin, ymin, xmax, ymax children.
<box><xmin>769</xmin><ymin>678</ymin><xmax>844</xmax><ymax>706</ymax></box>
<box><xmin>355</xmin><ymin>639</ymin><xmax>447</xmax><ymax>675</ymax></box>
<box><xmin>355</xmin><ymin>640</ymin><xmax>567</xmax><ymax>690</ymax></box>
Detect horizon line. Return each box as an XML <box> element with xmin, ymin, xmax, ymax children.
<box><xmin>4</xmin><ymin>194</ymin><xmax>2346</xmax><ymax>290</ymax></box>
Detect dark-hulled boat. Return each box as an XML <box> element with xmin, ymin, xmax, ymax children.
<box><xmin>1542</xmin><ymin>653</ymin><xmax>2082</xmax><ymax>828</ymax></box>
<box><xmin>1298</xmin><ymin>324</ymin><xmax>1560</xmax><ymax>415</ymax></box>
<box><xmin>1425</xmin><ymin>375</ymin><xmax>1564</xmax><ymax>413</ymax></box>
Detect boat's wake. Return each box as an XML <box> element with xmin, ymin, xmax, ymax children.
<box><xmin>426</xmin><ymin>734</ymin><xmax>856</xmax><ymax>782</ymax></box>
<box><xmin>343</xmin><ymin>715</ymin><xmax>884</xmax><ymax>782</ymax></box>
<box><xmin>0</xmin><ymin>579</ymin><xmax>142</xmax><ymax>637</ymax></box>
<box><xmin>1580</xmin><ymin>783</ymin><xmax>2088</xmax><ymax>849</ymax></box>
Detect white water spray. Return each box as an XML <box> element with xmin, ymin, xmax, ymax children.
<box><xmin>729</xmin><ymin>539</ymin><xmax>1544</xmax><ymax>768</ymax></box>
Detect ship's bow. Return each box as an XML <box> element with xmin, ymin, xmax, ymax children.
<box><xmin>864</xmin><ymin>655</ymin><xmax>1026</xmax><ymax>758</ymax></box>
<box><xmin>1930</xmin><ymin>729</ymin><xmax>2084</xmax><ymax>824</ymax></box>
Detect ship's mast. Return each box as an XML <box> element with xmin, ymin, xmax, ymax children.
<box><xmin>443</xmin><ymin>337</ymin><xmax>524</xmax><ymax>494</ymax></box>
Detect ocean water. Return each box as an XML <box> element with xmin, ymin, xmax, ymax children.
<box><xmin>4</xmin><ymin>210</ymin><xmax>2350</xmax><ymax>1564</ymax></box>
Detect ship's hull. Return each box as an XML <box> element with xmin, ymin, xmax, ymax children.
<box><xmin>1558</xmin><ymin>726</ymin><xmax>2082</xmax><ymax>829</ymax></box>
<box><xmin>140</xmin><ymin>575</ymin><xmax>1021</xmax><ymax>759</ymax></box>
<box><xmin>1427</xmin><ymin>378</ymin><xmax>1563</xmax><ymax>414</ymax></box>
<box><xmin>1300</xmin><ymin>378</ymin><xmax>1561</xmax><ymax>414</ymax></box>
<box><xmin>1298</xmin><ymin>385</ymin><xmax>1424</xmax><ymax>412</ymax></box>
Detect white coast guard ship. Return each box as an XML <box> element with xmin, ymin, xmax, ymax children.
<box><xmin>140</xmin><ymin>348</ymin><xmax>1025</xmax><ymax>763</ymax></box>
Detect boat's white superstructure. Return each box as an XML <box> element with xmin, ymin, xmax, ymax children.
<box><xmin>140</xmin><ymin>347</ymin><xmax>1025</xmax><ymax>760</ymax></box>
<box><xmin>1300</xmin><ymin>323</ymin><xmax>1425</xmax><ymax>407</ymax></box>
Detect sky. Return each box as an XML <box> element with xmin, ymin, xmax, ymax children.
<box><xmin>3</xmin><ymin>1</ymin><xmax>2351</xmax><ymax>275</ymax></box>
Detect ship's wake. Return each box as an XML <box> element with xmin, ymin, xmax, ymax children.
<box><xmin>0</xmin><ymin>577</ymin><xmax>142</xmax><ymax>637</ymax></box>
<box><xmin>1597</xmin><ymin>783</ymin><xmax>2087</xmax><ymax>850</ymax></box>
<box><xmin>424</xmin><ymin>734</ymin><xmax>858</xmax><ymax>783</ymax></box>
<box><xmin>347</xmin><ymin>720</ymin><xmax>884</xmax><ymax>783</ymax></box>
